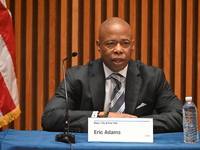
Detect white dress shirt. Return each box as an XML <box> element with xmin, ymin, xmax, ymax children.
<box><xmin>91</xmin><ymin>63</ymin><xmax>128</xmax><ymax>117</ymax></box>
<box><xmin>103</xmin><ymin>63</ymin><xmax>127</xmax><ymax>111</ymax></box>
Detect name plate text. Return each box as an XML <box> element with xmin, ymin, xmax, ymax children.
<box><xmin>88</xmin><ymin>118</ymin><xmax>153</xmax><ymax>142</ymax></box>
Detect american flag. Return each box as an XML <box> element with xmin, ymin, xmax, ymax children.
<box><xmin>0</xmin><ymin>0</ymin><xmax>21</xmax><ymax>128</ymax></box>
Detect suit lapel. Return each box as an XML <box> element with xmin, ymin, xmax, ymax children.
<box><xmin>125</xmin><ymin>60</ymin><xmax>142</xmax><ymax>115</ymax></box>
<box><xmin>89</xmin><ymin>59</ymin><xmax>105</xmax><ymax>111</ymax></box>
<box><xmin>88</xmin><ymin>59</ymin><xmax>142</xmax><ymax>113</ymax></box>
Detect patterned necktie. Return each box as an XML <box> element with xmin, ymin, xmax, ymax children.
<box><xmin>109</xmin><ymin>73</ymin><xmax>125</xmax><ymax>113</ymax></box>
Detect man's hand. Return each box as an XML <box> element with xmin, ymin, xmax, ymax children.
<box><xmin>108</xmin><ymin>112</ymin><xmax>138</xmax><ymax>118</ymax></box>
<box><xmin>98</xmin><ymin>112</ymin><xmax>137</xmax><ymax>118</ymax></box>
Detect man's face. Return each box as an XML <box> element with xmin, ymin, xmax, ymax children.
<box><xmin>96</xmin><ymin>24</ymin><xmax>134</xmax><ymax>72</ymax></box>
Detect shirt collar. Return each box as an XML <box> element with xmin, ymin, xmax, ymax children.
<box><xmin>103</xmin><ymin>63</ymin><xmax>128</xmax><ymax>79</ymax></box>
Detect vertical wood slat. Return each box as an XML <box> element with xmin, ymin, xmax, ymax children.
<box><xmin>185</xmin><ymin>0</ymin><xmax>194</xmax><ymax>97</ymax></box>
<box><xmin>48</xmin><ymin>0</ymin><xmax>56</xmax><ymax>101</ymax></box>
<box><xmin>94</xmin><ymin>0</ymin><xmax>101</xmax><ymax>59</ymax></box>
<box><xmin>152</xmin><ymin>0</ymin><xmax>159</xmax><ymax>67</ymax></box>
<box><xmin>118</xmin><ymin>0</ymin><xmax>125</xmax><ymax>19</ymax></box>
<box><xmin>129</xmin><ymin>0</ymin><xmax>137</xmax><ymax>60</ymax></box>
<box><xmin>141</xmin><ymin>0</ymin><xmax>149</xmax><ymax>65</ymax></box>
<box><xmin>107</xmin><ymin>0</ymin><xmax>114</xmax><ymax>18</ymax></box>
<box><xmin>60</xmin><ymin>0</ymin><xmax>67</xmax><ymax>80</ymax></box>
<box><xmin>174</xmin><ymin>0</ymin><xmax>182</xmax><ymax>101</ymax></box>
<box><xmin>197</xmin><ymin>0</ymin><xmax>200</xmax><ymax>128</ymax></box>
<box><xmin>163</xmin><ymin>0</ymin><xmax>171</xmax><ymax>83</ymax></box>
<box><xmin>83</xmin><ymin>0</ymin><xmax>91</xmax><ymax>64</ymax></box>
<box><xmin>72</xmin><ymin>0</ymin><xmax>79</xmax><ymax>66</ymax></box>
<box><xmin>37</xmin><ymin>0</ymin><xmax>45</xmax><ymax>130</ymax></box>
<box><xmin>13</xmin><ymin>0</ymin><xmax>21</xmax><ymax>130</ymax></box>
<box><xmin>25</xmin><ymin>0</ymin><xmax>33</xmax><ymax>130</ymax></box>
<box><xmin>2</xmin><ymin>0</ymin><xmax>200</xmax><ymax>131</ymax></box>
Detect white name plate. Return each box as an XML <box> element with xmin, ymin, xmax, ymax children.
<box><xmin>88</xmin><ymin>118</ymin><xmax>153</xmax><ymax>143</ymax></box>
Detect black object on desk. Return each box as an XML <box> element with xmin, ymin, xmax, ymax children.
<box><xmin>55</xmin><ymin>52</ymin><xmax>78</xmax><ymax>144</ymax></box>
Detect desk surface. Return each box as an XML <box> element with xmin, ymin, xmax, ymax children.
<box><xmin>0</xmin><ymin>129</ymin><xmax>200</xmax><ymax>150</ymax></box>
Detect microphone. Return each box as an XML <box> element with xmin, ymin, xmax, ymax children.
<box><xmin>55</xmin><ymin>52</ymin><xmax>78</xmax><ymax>144</ymax></box>
<box><xmin>63</xmin><ymin>52</ymin><xmax>78</xmax><ymax>61</ymax></box>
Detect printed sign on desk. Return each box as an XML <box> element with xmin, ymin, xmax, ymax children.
<box><xmin>88</xmin><ymin>118</ymin><xmax>153</xmax><ymax>142</ymax></box>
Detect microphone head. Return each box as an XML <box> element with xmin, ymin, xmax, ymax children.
<box><xmin>72</xmin><ymin>52</ymin><xmax>78</xmax><ymax>57</ymax></box>
<box><xmin>62</xmin><ymin>52</ymin><xmax>78</xmax><ymax>62</ymax></box>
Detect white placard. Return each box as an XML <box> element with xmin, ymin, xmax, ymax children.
<box><xmin>88</xmin><ymin>118</ymin><xmax>153</xmax><ymax>142</ymax></box>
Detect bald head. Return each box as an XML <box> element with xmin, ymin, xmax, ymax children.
<box><xmin>98</xmin><ymin>17</ymin><xmax>132</xmax><ymax>41</ymax></box>
<box><xmin>96</xmin><ymin>17</ymin><xmax>134</xmax><ymax>72</ymax></box>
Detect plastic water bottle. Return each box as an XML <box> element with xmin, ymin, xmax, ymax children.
<box><xmin>183</xmin><ymin>96</ymin><xmax>199</xmax><ymax>143</ymax></box>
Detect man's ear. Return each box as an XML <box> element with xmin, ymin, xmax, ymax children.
<box><xmin>131</xmin><ymin>39</ymin><xmax>135</xmax><ymax>51</ymax></box>
<box><xmin>96</xmin><ymin>40</ymin><xmax>101</xmax><ymax>52</ymax></box>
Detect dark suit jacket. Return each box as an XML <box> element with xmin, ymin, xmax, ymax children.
<box><xmin>42</xmin><ymin>59</ymin><xmax>183</xmax><ymax>133</ymax></box>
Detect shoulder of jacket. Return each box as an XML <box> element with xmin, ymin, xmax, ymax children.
<box><xmin>68</xmin><ymin>59</ymin><xmax>101</xmax><ymax>71</ymax></box>
<box><xmin>132</xmin><ymin>59</ymin><xmax>163</xmax><ymax>73</ymax></box>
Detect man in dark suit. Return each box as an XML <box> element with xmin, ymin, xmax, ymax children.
<box><xmin>42</xmin><ymin>17</ymin><xmax>183</xmax><ymax>133</ymax></box>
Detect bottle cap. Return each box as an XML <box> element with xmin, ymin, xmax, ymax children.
<box><xmin>185</xmin><ymin>96</ymin><xmax>192</xmax><ymax>101</ymax></box>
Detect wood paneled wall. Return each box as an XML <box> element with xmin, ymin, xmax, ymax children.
<box><xmin>2</xmin><ymin>0</ymin><xmax>200</xmax><ymax>131</ymax></box>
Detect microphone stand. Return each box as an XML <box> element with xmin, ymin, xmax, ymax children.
<box><xmin>55</xmin><ymin>52</ymin><xmax>77</xmax><ymax>143</ymax></box>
